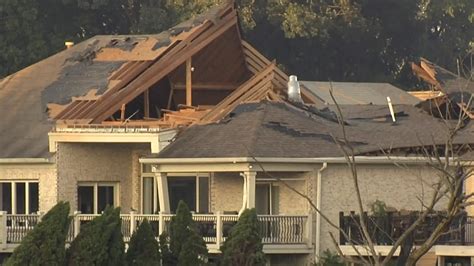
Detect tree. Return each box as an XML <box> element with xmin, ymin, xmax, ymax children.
<box><xmin>169</xmin><ymin>200</ymin><xmax>208</xmax><ymax>265</ymax></box>
<box><xmin>126</xmin><ymin>219</ymin><xmax>160</xmax><ymax>266</ymax></box>
<box><xmin>5</xmin><ymin>202</ymin><xmax>71</xmax><ymax>266</ymax></box>
<box><xmin>159</xmin><ymin>232</ymin><xmax>174</xmax><ymax>266</ymax></box>
<box><xmin>220</xmin><ymin>208</ymin><xmax>265</xmax><ymax>266</ymax></box>
<box><xmin>67</xmin><ymin>207</ymin><xmax>125</xmax><ymax>266</ymax></box>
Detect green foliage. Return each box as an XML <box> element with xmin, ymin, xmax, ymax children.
<box><xmin>220</xmin><ymin>208</ymin><xmax>265</xmax><ymax>266</ymax></box>
<box><xmin>370</xmin><ymin>200</ymin><xmax>388</xmax><ymax>217</ymax></box>
<box><xmin>126</xmin><ymin>219</ymin><xmax>161</xmax><ymax>266</ymax></box>
<box><xmin>169</xmin><ymin>200</ymin><xmax>208</xmax><ymax>265</ymax></box>
<box><xmin>67</xmin><ymin>207</ymin><xmax>125</xmax><ymax>266</ymax></box>
<box><xmin>0</xmin><ymin>0</ymin><xmax>472</xmax><ymax>87</ymax></box>
<box><xmin>159</xmin><ymin>232</ymin><xmax>174</xmax><ymax>266</ymax></box>
<box><xmin>314</xmin><ymin>249</ymin><xmax>345</xmax><ymax>266</ymax></box>
<box><xmin>5</xmin><ymin>202</ymin><xmax>71</xmax><ymax>266</ymax></box>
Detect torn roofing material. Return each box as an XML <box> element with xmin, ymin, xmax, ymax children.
<box><xmin>414</xmin><ymin>58</ymin><xmax>474</xmax><ymax>95</ymax></box>
<box><xmin>301</xmin><ymin>81</ymin><xmax>420</xmax><ymax>105</ymax></box>
<box><xmin>156</xmin><ymin>101</ymin><xmax>474</xmax><ymax>159</ymax></box>
<box><xmin>0</xmin><ymin>3</ymin><xmax>231</xmax><ymax>158</ymax></box>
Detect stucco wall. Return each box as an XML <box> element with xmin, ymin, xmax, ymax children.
<box><xmin>210</xmin><ymin>172</ymin><xmax>310</xmax><ymax>215</ymax></box>
<box><xmin>211</xmin><ymin>172</ymin><xmax>243</xmax><ymax>213</ymax></box>
<box><xmin>56</xmin><ymin>143</ymin><xmax>147</xmax><ymax>213</ymax></box>
<box><xmin>0</xmin><ymin>163</ymin><xmax>57</xmax><ymax>212</ymax></box>
<box><xmin>319</xmin><ymin>163</ymin><xmax>445</xmax><ymax>253</ymax></box>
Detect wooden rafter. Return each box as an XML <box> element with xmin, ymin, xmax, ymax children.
<box><xmin>241</xmin><ymin>41</ymin><xmax>325</xmax><ymax>106</ymax></box>
<box><xmin>85</xmin><ymin>6</ymin><xmax>237</xmax><ymax>123</ymax></box>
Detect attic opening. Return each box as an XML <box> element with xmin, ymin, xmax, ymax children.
<box><xmin>105</xmin><ymin>26</ymin><xmax>251</xmax><ymax>123</ymax></box>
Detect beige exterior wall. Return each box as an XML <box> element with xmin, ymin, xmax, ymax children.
<box><xmin>210</xmin><ymin>172</ymin><xmax>310</xmax><ymax>215</ymax></box>
<box><xmin>0</xmin><ymin>163</ymin><xmax>57</xmax><ymax>212</ymax></box>
<box><xmin>211</xmin><ymin>172</ymin><xmax>243</xmax><ymax>213</ymax></box>
<box><xmin>319</xmin><ymin>163</ymin><xmax>445</xmax><ymax>253</ymax></box>
<box><xmin>56</xmin><ymin>143</ymin><xmax>148</xmax><ymax>213</ymax></box>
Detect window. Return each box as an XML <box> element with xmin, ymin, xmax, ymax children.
<box><xmin>256</xmin><ymin>183</ymin><xmax>279</xmax><ymax>215</ymax></box>
<box><xmin>0</xmin><ymin>181</ymin><xmax>39</xmax><ymax>214</ymax></box>
<box><xmin>141</xmin><ymin>165</ymin><xmax>158</xmax><ymax>214</ymax></box>
<box><xmin>168</xmin><ymin>175</ymin><xmax>209</xmax><ymax>213</ymax></box>
<box><xmin>77</xmin><ymin>183</ymin><xmax>119</xmax><ymax>214</ymax></box>
<box><xmin>140</xmin><ymin>167</ymin><xmax>210</xmax><ymax>214</ymax></box>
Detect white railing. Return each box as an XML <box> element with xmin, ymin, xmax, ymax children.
<box><xmin>0</xmin><ymin>211</ymin><xmax>312</xmax><ymax>248</ymax></box>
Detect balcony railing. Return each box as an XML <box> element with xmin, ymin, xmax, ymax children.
<box><xmin>339</xmin><ymin>211</ymin><xmax>474</xmax><ymax>246</ymax></box>
<box><xmin>0</xmin><ymin>212</ymin><xmax>312</xmax><ymax>250</ymax></box>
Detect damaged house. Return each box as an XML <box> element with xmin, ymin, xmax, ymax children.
<box><xmin>0</xmin><ymin>2</ymin><xmax>473</xmax><ymax>265</ymax></box>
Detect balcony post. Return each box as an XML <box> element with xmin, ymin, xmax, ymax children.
<box><xmin>156</xmin><ymin>172</ymin><xmax>170</xmax><ymax>213</ymax></box>
<box><xmin>0</xmin><ymin>211</ymin><xmax>6</xmax><ymax>249</ymax></box>
<box><xmin>73</xmin><ymin>211</ymin><xmax>81</xmax><ymax>238</ymax></box>
<box><xmin>37</xmin><ymin>211</ymin><xmax>45</xmax><ymax>223</ymax></box>
<box><xmin>306</xmin><ymin>213</ymin><xmax>313</xmax><ymax>247</ymax></box>
<box><xmin>158</xmin><ymin>211</ymin><xmax>166</xmax><ymax>236</ymax></box>
<box><xmin>216</xmin><ymin>211</ymin><xmax>223</xmax><ymax>247</ymax></box>
<box><xmin>130</xmin><ymin>211</ymin><xmax>136</xmax><ymax>236</ymax></box>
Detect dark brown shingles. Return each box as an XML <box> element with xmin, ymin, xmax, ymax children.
<box><xmin>156</xmin><ymin>101</ymin><xmax>474</xmax><ymax>159</ymax></box>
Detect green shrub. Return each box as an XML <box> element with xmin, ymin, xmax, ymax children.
<box><xmin>5</xmin><ymin>201</ymin><xmax>71</xmax><ymax>266</ymax></box>
<box><xmin>67</xmin><ymin>207</ymin><xmax>125</xmax><ymax>266</ymax></box>
<box><xmin>126</xmin><ymin>219</ymin><xmax>161</xmax><ymax>265</ymax></box>
<box><xmin>220</xmin><ymin>208</ymin><xmax>265</xmax><ymax>266</ymax></box>
<box><xmin>169</xmin><ymin>200</ymin><xmax>208</xmax><ymax>265</ymax></box>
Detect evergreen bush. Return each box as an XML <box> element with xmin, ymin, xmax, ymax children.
<box><xmin>220</xmin><ymin>208</ymin><xmax>265</xmax><ymax>266</ymax></box>
<box><xmin>126</xmin><ymin>219</ymin><xmax>161</xmax><ymax>265</ymax></box>
<box><xmin>67</xmin><ymin>206</ymin><xmax>125</xmax><ymax>266</ymax></box>
<box><xmin>5</xmin><ymin>201</ymin><xmax>71</xmax><ymax>266</ymax></box>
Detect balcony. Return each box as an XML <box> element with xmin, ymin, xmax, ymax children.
<box><xmin>0</xmin><ymin>212</ymin><xmax>313</xmax><ymax>254</ymax></box>
<box><xmin>339</xmin><ymin>211</ymin><xmax>474</xmax><ymax>247</ymax></box>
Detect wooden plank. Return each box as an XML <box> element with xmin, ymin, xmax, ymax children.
<box><xmin>186</xmin><ymin>58</ymin><xmax>192</xmax><ymax>106</ymax></box>
<box><xmin>174</xmin><ymin>82</ymin><xmax>239</xmax><ymax>90</ymax></box>
<box><xmin>200</xmin><ymin>64</ymin><xmax>275</xmax><ymax>122</ymax></box>
<box><xmin>120</xmin><ymin>104</ymin><xmax>126</xmax><ymax>121</ymax></box>
<box><xmin>144</xmin><ymin>89</ymin><xmax>150</xmax><ymax>118</ymax></box>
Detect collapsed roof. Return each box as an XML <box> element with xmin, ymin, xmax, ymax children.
<box><xmin>157</xmin><ymin>101</ymin><xmax>474</xmax><ymax>159</ymax></box>
<box><xmin>0</xmin><ymin>2</ymin><xmax>323</xmax><ymax>158</ymax></box>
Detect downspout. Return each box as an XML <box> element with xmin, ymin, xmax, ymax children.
<box><xmin>239</xmin><ymin>172</ymin><xmax>247</xmax><ymax>215</ymax></box>
<box><xmin>315</xmin><ymin>162</ymin><xmax>328</xmax><ymax>262</ymax></box>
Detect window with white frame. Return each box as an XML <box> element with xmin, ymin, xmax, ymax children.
<box><xmin>167</xmin><ymin>174</ymin><xmax>209</xmax><ymax>213</ymax></box>
<box><xmin>256</xmin><ymin>183</ymin><xmax>279</xmax><ymax>215</ymax></box>
<box><xmin>77</xmin><ymin>182</ymin><xmax>119</xmax><ymax>214</ymax></box>
<box><xmin>0</xmin><ymin>181</ymin><xmax>39</xmax><ymax>214</ymax></box>
<box><xmin>140</xmin><ymin>165</ymin><xmax>210</xmax><ymax>214</ymax></box>
<box><xmin>141</xmin><ymin>165</ymin><xmax>158</xmax><ymax>214</ymax></box>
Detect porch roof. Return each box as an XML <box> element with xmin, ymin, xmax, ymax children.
<box><xmin>154</xmin><ymin>101</ymin><xmax>474</xmax><ymax>159</ymax></box>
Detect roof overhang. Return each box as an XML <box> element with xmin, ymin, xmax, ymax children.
<box><xmin>141</xmin><ymin>156</ymin><xmax>456</xmax><ymax>164</ymax></box>
<box><xmin>49</xmin><ymin>128</ymin><xmax>177</xmax><ymax>154</ymax></box>
<box><xmin>140</xmin><ymin>156</ymin><xmax>469</xmax><ymax>173</ymax></box>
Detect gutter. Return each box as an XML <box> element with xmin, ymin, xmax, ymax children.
<box><xmin>0</xmin><ymin>158</ymin><xmax>52</xmax><ymax>164</ymax></box>
<box><xmin>315</xmin><ymin>162</ymin><xmax>327</xmax><ymax>262</ymax></box>
<box><xmin>140</xmin><ymin>156</ymin><xmax>448</xmax><ymax>165</ymax></box>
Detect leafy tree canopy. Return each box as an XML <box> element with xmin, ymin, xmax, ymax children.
<box><xmin>0</xmin><ymin>0</ymin><xmax>472</xmax><ymax>87</ymax></box>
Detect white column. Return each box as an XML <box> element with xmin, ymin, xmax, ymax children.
<box><xmin>245</xmin><ymin>171</ymin><xmax>256</xmax><ymax>209</ymax></box>
<box><xmin>156</xmin><ymin>172</ymin><xmax>170</xmax><ymax>213</ymax></box>
<box><xmin>239</xmin><ymin>173</ymin><xmax>247</xmax><ymax>215</ymax></box>
<box><xmin>73</xmin><ymin>211</ymin><xmax>81</xmax><ymax>238</ymax></box>
<box><xmin>0</xmin><ymin>211</ymin><xmax>6</xmax><ymax>249</ymax></box>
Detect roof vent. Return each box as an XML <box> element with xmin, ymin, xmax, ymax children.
<box><xmin>288</xmin><ymin>75</ymin><xmax>302</xmax><ymax>103</ymax></box>
<box><xmin>65</xmin><ymin>41</ymin><xmax>74</xmax><ymax>49</ymax></box>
